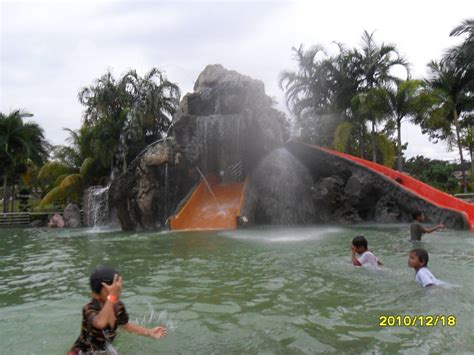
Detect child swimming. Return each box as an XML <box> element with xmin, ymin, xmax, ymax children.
<box><xmin>408</xmin><ymin>248</ymin><xmax>443</xmax><ymax>287</ymax></box>
<box><xmin>410</xmin><ymin>211</ymin><xmax>444</xmax><ymax>241</ymax></box>
<box><xmin>68</xmin><ymin>266</ymin><xmax>167</xmax><ymax>354</ymax></box>
<box><xmin>351</xmin><ymin>235</ymin><xmax>383</xmax><ymax>268</ymax></box>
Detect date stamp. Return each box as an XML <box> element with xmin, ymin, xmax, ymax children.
<box><xmin>379</xmin><ymin>315</ymin><xmax>456</xmax><ymax>327</ymax></box>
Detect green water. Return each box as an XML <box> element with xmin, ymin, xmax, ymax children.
<box><xmin>0</xmin><ymin>225</ymin><xmax>473</xmax><ymax>354</ymax></box>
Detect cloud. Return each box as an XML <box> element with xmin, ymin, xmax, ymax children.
<box><xmin>0</xmin><ymin>0</ymin><xmax>470</xmax><ymax>161</ymax></box>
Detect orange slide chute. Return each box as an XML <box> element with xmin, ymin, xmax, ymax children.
<box><xmin>300</xmin><ymin>142</ymin><xmax>474</xmax><ymax>230</ymax></box>
<box><xmin>170</xmin><ymin>174</ymin><xmax>246</xmax><ymax>231</ymax></box>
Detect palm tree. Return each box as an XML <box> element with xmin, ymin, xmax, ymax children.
<box><xmin>449</xmin><ymin>19</ymin><xmax>474</xmax><ymax>183</ymax></box>
<box><xmin>124</xmin><ymin>68</ymin><xmax>181</xmax><ymax>139</ymax></box>
<box><xmin>355</xmin><ymin>31</ymin><xmax>409</xmax><ymax>90</ymax></box>
<box><xmin>448</xmin><ymin>18</ymin><xmax>473</xmax><ymax>82</ymax></box>
<box><xmin>78</xmin><ymin>68</ymin><xmax>180</xmax><ymax>174</ymax></box>
<box><xmin>38</xmin><ymin>157</ymin><xmax>96</xmax><ymax>209</ymax></box>
<box><xmin>374</xmin><ymin>80</ymin><xmax>423</xmax><ymax>171</ymax></box>
<box><xmin>280</xmin><ymin>32</ymin><xmax>409</xmax><ymax>156</ymax></box>
<box><xmin>419</xmin><ymin>59</ymin><xmax>473</xmax><ymax>192</ymax></box>
<box><xmin>0</xmin><ymin>110</ymin><xmax>48</xmax><ymax>212</ymax></box>
<box><xmin>279</xmin><ymin>45</ymin><xmax>335</xmax><ymax>143</ymax></box>
<box><xmin>353</xmin><ymin>31</ymin><xmax>410</xmax><ymax>162</ymax></box>
<box><xmin>351</xmin><ymin>88</ymin><xmax>388</xmax><ymax>162</ymax></box>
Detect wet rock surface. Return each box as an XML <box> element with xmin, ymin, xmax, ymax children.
<box><xmin>109</xmin><ymin>65</ymin><xmax>287</xmax><ymax>230</ymax></box>
<box><xmin>63</xmin><ymin>203</ymin><xmax>82</xmax><ymax>228</ymax></box>
<box><xmin>285</xmin><ymin>141</ymin><xmax>467</xmax><ymax>229</ymax></box>
<box><xmin>109</xmin><ymin>65</ymin><xmax>467</xmax><ymax>231</ymax></box>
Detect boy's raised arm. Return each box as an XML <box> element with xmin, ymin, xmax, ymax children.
<box><xmin>121</xmin><ymin>322</ymin><xmax>167</xmax><ymax>339</ymax></box>
<box><xmin>92</xmin><ymin>274</ymin><xmax>122</xmax><ymax>329</ymax></box>
<box><xmin>422</xmin><ymin>223</ymin><xmax>445</xmax><ymax>234</ymax></box>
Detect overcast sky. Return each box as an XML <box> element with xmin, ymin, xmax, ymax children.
<box><xmin>1</xmin><ymin>0</ymin><xmax>472</xmax><ymax>160</ymax></box>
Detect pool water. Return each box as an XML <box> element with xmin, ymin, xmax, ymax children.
<box><xmin>0</xmin><ymin>225</ymin><xmax>473</xmax><ymax>353</ymax></box>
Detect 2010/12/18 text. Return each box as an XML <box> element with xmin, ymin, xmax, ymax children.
<box><xmin>379</xmin><ymin>315</ymin><xmax>456</xmax><ymax>327</ymax></box>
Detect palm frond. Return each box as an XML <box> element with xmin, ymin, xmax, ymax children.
<box><xmin>38</xmin><ymin>162</ymin><xmax>74</xmax><ymax>181</ymax></box>
<box><xmin>59</xmin><ymin>174</ymin><xmax>83</xmax><ymax>191</ymax></box>
<box><xmin>79</xmin><ymin>157</ymin><xmax>95</xmax><ymax>179</ymax></box>
<box><xmin>38</xmin><ymin>186</ymin><xmax>66</xmax><ymax>209</ymax></box>
<box><xmin>333</xmin><ymin>122</ymin><xmax>353</xmax><ymax>152</ymax></box>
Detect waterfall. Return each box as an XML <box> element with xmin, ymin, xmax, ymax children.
<box><xmin>87</xmin><ymin>186</ymin><xmax>110</xmax><ymax>227</ymax></box>
<box><xmin>164</xmin><ymin>163</ymin><xmax>168</xmax><ymax>219</ymax></box>
<box><xmin>195</xmin><ymin>114</ymin><xmax>245</xmax><ymax>178</ymax></box>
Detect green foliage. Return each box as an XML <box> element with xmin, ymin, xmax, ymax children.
<box><xmin>79</xmin><ymin>157</ymin><xmax>95</xmax><ymax>181</ymax></box>
<box><xmin>280</xmin><ymin>30</ymin><xmax>409</xmax><ymax>161</ymax></box>
<box><xmin>367</xmin><ymin>80</ymin><xmax>424</xmax><ymax>170</ymax></box>
<box><xmin>77</xmin><ymin>68</ymin><xmax>181</xmax><ymax>175</ymax></box>
<box><xmin>416</xmin><ymin>48</ymin><xmax>474</xmax><ymax>192</ymax></box>
<box><xmin>0</xmin><ymin>110</ymin><xmax>49</xmax><ymax>212</ymax></box>
<box><xmin>375</xmin><ymin>134</ymin><xmax>396</xmax><ymax>167</ymax></box>
<box><xmin>38</xmin><ymin>170</ymin><xmax>84</xmax><ymax>209</ymax></box>
<box><xmin>0</xmin><ymin>110</ymin><xmax>48</xmax><ymax>170</ymax></box>
<box><xmin>405</xmin><ymin>156</ymin><xmax>460</xmax><ymax>193</ymax></box>
<box><xmin>333</xmin><ymin>122</ymin><xmax>353</xmax><ymax>152</ymax></box>
<box><xmin>38</xmin><ymin>162</ymin><xmax>75</xmax><ymax>182</ymax></box>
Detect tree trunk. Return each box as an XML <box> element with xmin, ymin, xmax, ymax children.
<box><xmin>454</xmin><ymin>110</ymin><xmax>468</xmax><ymax>193</ymax></box>
<box><xmin>11</xmin><ymin>184</ymin><xmax>15</xmax><ymax>212</ymax></box>
<box><xmin>2</xmin><ymin>175</ymin><xmax>7</xmax><ymax>213</ymax></box>
<box><xmin>397</xmin><ymin>117</ymin><xmax>403</xmax><ymax>171</ymax></box>
<box><xmin>122</xmin><ymin>151</ymin><xmax>127</xmax><ymax>173</ymax></box>
<box><xmin>470</xmin><ymin>125</ymin><xmax>474</xmax><ymax>186</ymax></box>
<box><xmin>371</xmin><ymin>120</ymin><xmax>376</xmax><ymax>163</ymax></box>
<box><xmin>359</xmin><ymin>126</ymin><xmax>364</xmax><ymax>159</ymax></box>
<box><xmin>470</xmin><ymin>146</ymin><xmax>474</xmax><ymax>186</ymax></box>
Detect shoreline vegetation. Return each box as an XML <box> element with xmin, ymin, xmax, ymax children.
<box><xmin>1</xmin><ymin>20</ymin><xmax>473</xmax><ymax>215</ymax></box>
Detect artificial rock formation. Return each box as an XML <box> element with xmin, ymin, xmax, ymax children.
<box><xmin>284</xmin><ymin>141</ymin><xmax>467</xmax><ymax>228</ymax></box>
<box><xmin>109</xmin><ymin>64</ymin><xmax>287</xmax><ymax>230</ymax></box>
<box><xmin>63</xmin><ymin>203</ymin><xmax>82</xmax><ymax>228</ymax></box>
<box><xmin>109</xmin><ymin>64</ymin><xmax>467</xmax><ymax>231</ymax></box>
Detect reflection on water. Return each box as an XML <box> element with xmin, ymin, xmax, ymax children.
<box><xmin>0</xmin><ymin>225</ymin><xmax>473</xmax><ymax>353</ymax></box>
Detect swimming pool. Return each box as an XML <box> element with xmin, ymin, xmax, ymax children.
<box><xmin>0</xmin><ymin>225</ymin><xmax>473</xmax><ymax>353</ymax></box>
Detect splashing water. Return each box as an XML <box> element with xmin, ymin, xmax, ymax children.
<box><xmin>196</xmin><ymin>167</ymin><xmax>223</xmax><ymax>212</ymax></box>
<box><xmin>105</xmin><ymin>342</ymin><xmax>119</xmax><ymax>355</ymax></box>
<box><xmin>134</xmin><ymin>302</ymin><xmax>177</xmax><ymax>332</ymax></box>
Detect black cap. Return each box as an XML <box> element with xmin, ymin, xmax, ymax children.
<box><xmin>90</xmin><ymin>266</ymin><xmax>118</xmax><ymax>294</ymax></box>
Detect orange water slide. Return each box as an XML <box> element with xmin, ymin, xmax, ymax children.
<box><xmin>299</xmin><ymin>142</ymin><xmax>474</xmax><ymax>230</ymax></box>
<box><xmin>170</xmin><ymin>174</ymin><xmax>246</xmax><ymax>231</ymax></box>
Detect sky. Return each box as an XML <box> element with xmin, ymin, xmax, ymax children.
<box><xmin>1</xmin><ymin>0</ymin><xmax>472</xmax><ymax>161</ymax></box>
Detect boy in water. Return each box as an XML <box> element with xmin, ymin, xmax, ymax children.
<box><xmin>408</xmin><ymin>248</ymin><xmax>442</xmax><ymax>287</ymax></box>
<box><xmin>68</xmin><ymin>266</ymin><xmax>167</xmax><ymax>354</ymax></box>
<box><xmin>351</xmin><ymin>235</ymin><xmax>383</xmax><ymax>267</ymax></box>
<box><xmin>410</xmin><ymin>211</ymin><xmax>444</xmax><ymax>241</ymax></box>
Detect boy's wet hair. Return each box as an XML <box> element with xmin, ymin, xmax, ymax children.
<box><xmin>412</xmin><ymin>210</ymin><xmax>423</xmax><ymax>220</ymax></box>
<box><xmin>411</xmin><ymin>248</ymin><xmax>429</xmax><ymax>266</ymax></box>
<box><xmin>90</xmin><ymin>266</ymin><xmax>118</xmax><ymax>294</ymax></box>
<box><xmin>352</xmin><ymin>235</ymin><xmax>368</xmax><ymax>249</ymax></box>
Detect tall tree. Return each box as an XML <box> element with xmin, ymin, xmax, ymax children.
<box><xmin>0</xmin><ymin>110</ymin><xmax>48</xmax><ymax>212</ymax></box>
<box><xmin>418</xmin><ymin>59</ymin><xmax>473</xmax><ymax>192</ymax></box>
<box><xmin>449</xmin><ymin>19</ymin><xmax>474</xmax><ymax>182</ymax></box>
<box><xmin>78</xmin><ymin>68</ymin><xmax>180</xmax><ymax>175</ymax></box>
<box><xmin>279</xmin><ymin>45</ymin><xmax>336</xmax><ymax>143</ymax></box>
<box><xmin>372</xmin><ymin>80</ymin><xmax>423</xmax><ymax>171</ymax></box>
<box><xmin>448</xmin><ymin>18</ymin><xmax>473</xmax><ymax>88</ymax></box>
<box><xmin>280</xmin><ymin>31</ymin><xmax>409</xmax><ymax>161</ymax></box>
<box><xmin>353</xmin><ymin>31</ymin><xmax>409</xmax><ymax>162</ymax></box>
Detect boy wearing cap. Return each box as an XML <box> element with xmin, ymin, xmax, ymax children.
<box><xmin>68</xmin><ymin>266</ymin><xmax>167</xmax><ymax>354</ymax></box>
